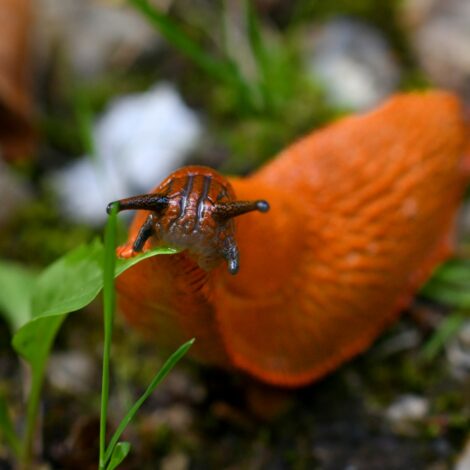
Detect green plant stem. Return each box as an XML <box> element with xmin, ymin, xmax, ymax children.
<box><xmin>20</xmin><ymin>366</ymin><xmax>44</xmax><ymax>470</ymax></box>
<box><xmin>99</xmin><ymin>204</ymin><xmax>118</xmax><ymax>470</ymax></box>
<box><xmin>19</xmin><ymin>315</ymin><xmax>64</xmax><ymax>470</ymax></box>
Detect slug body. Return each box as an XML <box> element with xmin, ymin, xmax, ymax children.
<box><xmin>115</xmin><ymin>91</ymin><xmax>470</xmax><ymax>387</ymax></box>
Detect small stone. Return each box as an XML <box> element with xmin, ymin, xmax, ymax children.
<box><xmin>34</xmin><ymin>0</ymin><xmax>160</xmax><ymax>78</ymax></box>
<box><xmin>402</xmin><ymin>0</ymin><xmax>470</xmax><ymax>102</ymax></box>
<box><xmin>386</xmin><ymin>394</ymin><xmax>429</xmax><ymax>435</ymax></box>
<box><xmin>141</xmin><ymin>404</ymin><xmax>194</xmax><ymax>434</ymax></box>
<box><xmin>47</xmin><ymin>351</ymin><xmax>97</xmax><ymax>394</ymax></box>
<box><xmin>446</xmin><ymin>320</ymin><xmax>470</xmax><ymax>381</ymax></box>
<box><xmin>154</xmin><ymin>369</ymin><xmax>206</xmax><ymax>405</ymax></box>
<box><xmin>160</xmin><ymin>452</ymin><xmax>189</xmax><ymax>470</ymax></box>
<box><xmin>455</xmin><ymin>437</ymin><xmax>470</xmax><ymax>470</ymax></box>
<box><xmin>306</xmin><ymin>19</ymin><xmax>400</xmax><ymax>111</ymax></box>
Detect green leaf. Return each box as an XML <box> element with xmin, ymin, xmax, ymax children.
<box><xmin>106</xmin><ymin>442</ymin><xmax>131</xmax><ymax>470</ymax></box>
<box><xmin>0</xmin><ymin>393</ymin><xmax>21</xmax><ymax>457</ymax></box>
<box><xmin>12</xmin><ymin>315</ymin><xmax>64</xmax><ymax>374</ymax></box>
<box><xmin>30</xmin><ymin>239</ymin><xmax>177</xmax><ymax>321</ymax></box>
<box><xmin>421</xmin><ymin>259</ymin><xmax>470</xmax><ymax>308</ymax></box>
<box><xmin>14</xmin><ymin>239</ymin><xmax>177</xmax><ymax>364</ymax></box>
<box><xmin>11</xmin><ymin>238</ymin><xmax>176</xmax><ymax>466</ymax></box>
<box><xmin>0</xmin><ymin>261</ymin><xmax>36</xmax><ymax>331</ymax></box>
<box><xmin>115</xmin><ymin>246</ymin><xmax>178</xmax><ymax>277</ymax></box>
<box><xmin>31</xmin><ymin>240</ymin><xmax>104</xmax><ymax>319</ymax></box>
<box><xmin>104</xmin><ymin>338</ymin><xmax>195</xmax><ymax>466</ymax></box>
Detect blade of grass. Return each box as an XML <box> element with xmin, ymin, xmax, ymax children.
<box><xmin>0</xmin><ymin>394</ymin><xmax>21</xmax><ymax>457</ymax></box>
<box><xmin>421</xmin><ymin>312</ymin><xmax>466</xmax><ymax>361</ymax></box>
<box><xmin>106</xmin><ymin>442</ymin><xmax>131</xmax><ymax>470</ymax></box>
<box><xmin>128</xmin><ymin>0</ymin><xmax>255</xmax><ymax>113</ymax></box>
<box><xmin>103</xmin><ymin>338</ymin><xmax>194</xmax><ymax>466</ymax></box>
<box><xmin>99</xmin><ymin>203</ymin><xmax>119</xmax><ymax>470</ymax></box>
<box><xmin>74</xmin><ymin>90</ymin><xmax>96</xmax><ymax>160</ymax></box>
<box><xmin>129</xmin><ymin>0</ymin><xmax>232</xmax><ymax>84</ymax></box>
<box><xmin>245</xmin><ymin>0</ymin><xmax>273</xmax><ymax>111</ymax></box>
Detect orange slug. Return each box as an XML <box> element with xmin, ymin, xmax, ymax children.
<box><xmin>112</xmin><ymin>91</ymin><xmax>470</xmax><ymax>388</ymax></box>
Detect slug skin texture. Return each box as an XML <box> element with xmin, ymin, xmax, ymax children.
<box><xmin>116</xmin><ymin>91</ymin><xmax>470</xmax><ymax>388</ymax></box>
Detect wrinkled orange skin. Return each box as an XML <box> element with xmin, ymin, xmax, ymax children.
<box><xmin>117</xmin><ymin>91</ymin><xmax>470</xmax><ymax>388</ymax></box>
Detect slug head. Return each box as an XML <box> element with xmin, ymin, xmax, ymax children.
<box><xmin>107</xmin><ymin>166</ymin><xmax>269</xmax><ymax>274</ymax></box>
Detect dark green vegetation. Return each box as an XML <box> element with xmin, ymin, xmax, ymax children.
<box><xmin>0</xmin><ymin>0</ymin><xmax>469</xmax><ymax>468</ymax></box>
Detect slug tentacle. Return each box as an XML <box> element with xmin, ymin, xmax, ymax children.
<box><xmin>222</xmin><ymin>236</ymin><xmax>240</xmax><ymax>275</ymax></box>
<box><xmin>133</xmin><ymin>214</ymin><xmax>157</xmax><ymax>252</ymax></box>
<box><xmin>107</xmin><ymin>194</ymin><xmax>169</xmax><ymax>214</ymax></box>
<box><xmin>213</xmin><ymin>200</ymin><xmax>270</xmax><ymax>222</ymax></box>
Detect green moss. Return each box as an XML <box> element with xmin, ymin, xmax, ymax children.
<box><xmin>0</xmin><ymin>194</ymin><xmax>96</xmax><ymax>266</ymax></box>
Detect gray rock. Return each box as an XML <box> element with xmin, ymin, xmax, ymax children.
<box><xmin>306</xmin><ymin>19</ymin><xmax>401</xmax><ymax>111</ymax></box>
<box><xmin>34</xmin><ymin>0</ymin><xmax>162</xmax><ymax>78</ymax></box>
<box><xmin>385</xmin><ymin>394</ymin><xmax>429</xmax><ymax>435</ymax></box>
<box><xmin>456</xmin><ymin>437</ymin><xmax>470</xmax><ymax>470</ymax></box>
<box><xmin>142</xmin><ymin>403</ymin><xmax>194</xmax><ymax>433</ymax></box>
<box><xmin>446</xmin><ymin>320</ymin><xmax>470</xmax><ymax>381</ymax></box>
<box><xmin>402</xmin><ymin>0</ymin><xmax>470</xmax><ymax>102</ymax></box>
<box><xmin>0</xmin><ymin>158</ymin><xmax>32</xmax><ymax>226</ymax></box>
<box><xmin>160</xmin><ymin>452</ymin><xmax>190</xmax><ymax>470</ymax></box>
<box><xmin>47</xmin><ymin>351</ymin><xmax>97</xmax><ymax>394</ymax></box>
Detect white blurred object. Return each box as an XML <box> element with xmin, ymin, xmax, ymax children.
<box><xmin>307</xmin><ymin>19</ymin><xmax>400</xmax><ymax>111</ymax></box>
<box><xmin>385</xmin><ymin>394</ymin><xmax>429</xmax><ymax>436</ymax></box>
<box><xmin>456</xmin><ymin>438</ymin><xmax>470</xmax><ymax>470</ymax></box>
<box><xmin>50</xmin><ymin>84</ymin><xmax>203</xmax><ymax>225</ymax></box>
<box><xmin>34</xmin><ymin>0</ymin><xmax>161</xmax><ymax>78</ymax></box>
<box><xmin>446</xmin><ymin>320</ymin><xmax>470</xmax><ymax>381</ymax></box>
<box><xmin>402</xmin><ymin>0</ymin><xmax>470</xmax><ymax>102</ymax></box>
<box><xmin>47</xmin><ymin>351</ymin><xmax>97</xmax><ymax>394</ymax></box>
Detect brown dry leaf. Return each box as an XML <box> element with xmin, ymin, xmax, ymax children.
<box><xmin>0</xmin><ymin>0</ymin><xmax>35</xmax><ymax>161</ymax></box>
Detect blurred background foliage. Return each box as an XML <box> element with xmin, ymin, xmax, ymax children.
<box><xmin>0</xmin><ymin>0</ymin><xmax>470</xmax><ymax>468</ymax></box>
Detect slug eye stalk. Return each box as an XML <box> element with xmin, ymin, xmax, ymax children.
<box><xmin>213</xmin><ymin>200</ymin><xmax>270</xmax><ymax>222</ymax></box>
<box><xmin>106</xmin><ymin>194</ymin><xmax>169</xmax><ymax>214</ymax></box>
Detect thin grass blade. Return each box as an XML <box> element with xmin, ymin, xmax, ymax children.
<box><xmin>129</xmin><ymin>0</ymin><xmax>254</xmax><ymax>112</ymax></box>
<box><xmin>129</xmin><ymin>0</ymin><xmax>231</xmax><ymax>83</ymax></box>
<box><xmin>99</xmin><ymin>202</ymin><xmax>119</xmax><ymax>470</ymax></box>
<box><xmin>245</xmin><ymin>0</ymin><xmax>273</xmax><ymax>111</ymax></box>
<box><xmin>104</xmin><ymin>338</ymin><xmax>195</xmax><ymax>465</ymax></box>
<box><xmin>421</xmin><ymin>312</ymin><xmax>466</xmax><ymax>361</ymax></box>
